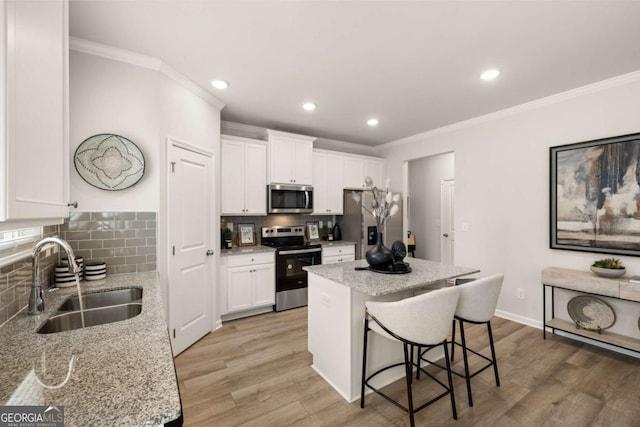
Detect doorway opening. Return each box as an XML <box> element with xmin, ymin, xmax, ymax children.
<box><xmin>406</xmin><ymin>152</ymin><xmax>454</xmax><ymax>262</ymax></box>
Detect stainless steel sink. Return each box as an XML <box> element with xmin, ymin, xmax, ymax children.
<box><xmin>37</xmin><ymin>303</ymin><xmax>142</xmax><ymax>334</ymax></box>
<box><xmin>58</xmin><ymin>288</ymin><xmax>143</xmax><ymax>311</ymax></box>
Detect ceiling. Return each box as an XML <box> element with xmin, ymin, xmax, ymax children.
<box><xmin>69</xmin><ymin>1</ymin><xmax>640</xmax><ymax>147</ymax></box>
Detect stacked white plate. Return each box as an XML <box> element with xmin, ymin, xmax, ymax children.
<box><xmin>85</xmin><ymin>262</ymin><xmax>107</xmax><ymax>281</ymax></box>
<box><xmin>55</xmin><ymin>256</ymin><xmax>84</xmax><ymax>288</ymax></box>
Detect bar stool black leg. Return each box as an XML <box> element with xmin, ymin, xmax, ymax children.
<box><xmin>450</xmin><ymin>318</ymin><xmax>457</xmax><ymax>362</ymax></box>
<box><xmin>403</xmin><ymin>343</ymin><xmax>415</xmax><ymax>427</ymax></box>
<box><xmin>360</xmin><ymin>319</ymin><xmax>369</xmax><ymax>408</ymax></box>
<box><xmin>459</xmin><ymin>318</ymin><xmax>473</xmax><ymax>407</ymax></box>
<box><xmin>487</xmin><ymin>321</ymin><xmax>500</xmax><ymax>387</ymax></box>
<box><xmin>443</xmin><ymin>341</ymin><xmax>457</xmax><ymax>420</ymax></box>
<box><xmin>416</xmin><ymin>345</ymin><xmax>421</xmax><ymax>380</ymax></box>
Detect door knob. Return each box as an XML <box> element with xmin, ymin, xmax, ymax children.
<box><xmin>443</xmin><ymin>233</ymin><xmax>449</xmax><ymax>238</ymax></box>
<box><xmin>206</xmin><ymin>249</ymin><xmax>214</xmax><ymax>256</ymax></box>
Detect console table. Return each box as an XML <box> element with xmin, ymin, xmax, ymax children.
<box><xmin>542</xmin><ymin>267</ymin><xmax>640</xmax><ymax>354</ymax></box>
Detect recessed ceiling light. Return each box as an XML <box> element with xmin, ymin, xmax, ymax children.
<box><xmin>211</xmin><ymin>79</ymin><xmax>229</xmax><ymax>89</ymax></box>
<box><xmin>480</xmin><ymin>69</ymin><xmax>500</xmax><ymax>81</ymax></box>
<box><xmin>367</xmin><ymin>118</ymin><xmax>379</xmax><ymax>126</ymax></box>
<box><xmin>303</xmin><ymin>102</ymin><xmax>317</xmax><ymax>111</ymax></box>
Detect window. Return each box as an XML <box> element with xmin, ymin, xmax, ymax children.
<box><xmin>0</xmin><ymin>227</ymin><xmax>42</xmax><ymax>252</ymax></box>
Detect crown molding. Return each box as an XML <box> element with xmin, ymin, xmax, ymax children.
<box><xmin>375</xmin><ymin>69</ymin><xmax>640</xmax><ymax>153</ymax></box>
<box><xmin>221</xmin><ymin>121</ymin><xmax>267</xmax><ymax>140</ymax></box>
<box><xmin>69</xmin><ymin>37</ymin><xmax>225</xmax><ymax>110</ymax></box>
<box><xmin>314</xmin><ymin>137</ymin><xmax>378</xmax><ymax>157</ymax></box>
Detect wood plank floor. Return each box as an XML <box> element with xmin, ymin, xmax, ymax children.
<box><xmin>174</xmin><ymin>308</ymin><xmax>640</xmax><ymax>426</ymax></box>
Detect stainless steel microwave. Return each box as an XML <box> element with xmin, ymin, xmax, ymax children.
<box><xmin>268</xmin><ymin>184</ymin><xmax>313</xmax><ymax>214</ymax></box>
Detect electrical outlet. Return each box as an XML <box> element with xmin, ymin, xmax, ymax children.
<box><xmin>517</xmin><ymin>288</ymin><xmax>525</xmax><ymax>300</ymax></box>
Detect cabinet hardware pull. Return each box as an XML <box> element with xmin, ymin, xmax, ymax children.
<box><xmin>67</xmin><ymin>201</ymin><xmax>78</xmax><ymax>208</ymax></box>
<box><xmin>206</xmin><ymin>249</ymin><xmax>214</xmax><ymax>256</ymax></box>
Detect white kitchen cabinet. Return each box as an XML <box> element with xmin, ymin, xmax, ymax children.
<box><xmin>265</xmin><ymin>130</ymin><xmax>315</xmax><ymax>185</ymax></box>
<box><xmin>0</xmin><ymin>0</ymin><xmax>70</xmax><ymax>222</ymax></box>
<box><xmin>221</xmin><ymin>135</ymin><xmax>267</xmax><ymax>215</ymax></box>
<box><xmin>312</xmin><ymin>151</ymin><xmax>344</xmax><ymax>215</ymax></box>
<box><xmin>322</xmin><ymin>244</ymin><xmax>355</xmax><ymax>264</ymax></box>
<box><xmin>342</xmin><ymin>155</ymin><xmax>386</xmax><ymax>189</ymax></box>
<box><xmin>222</xmin><ymin>252</ymin><xmax>275</xmax><ymax>314</ymax></box>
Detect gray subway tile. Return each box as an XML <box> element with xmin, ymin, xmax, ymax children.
<box><xmin>106</xmin><ymin>266</ymin><xmax>117</xmax><ymax>275</ymax></box>
<box><xmin>113</xmin><ymin>265</ymin><xmax>137</xmax><ymax>275</ymax></box>
<box><xmin>114</xmin><ymin>212</ymin><xmax>136</xmax><ymax>220</ymax></box>
<box><xmin>105</xmin><ymin>257</ymin><xmax>126</xmax><ymax>266</ymax></box>
<box><xmin>79</xmin><ymin>240</ymin><xmax>103</xmax><ymax>250</ymax></box>
<box><xmin>103</xmin><ymin>239</ymin><xmax>125</xmax><ymax>248</ymax></box>
<box><xmin>146</xmin><ymin>255</ymin><xmax>156</xmax><ymax>263</ymax></box>
<box><xmin>126</xmin><ymin>255</ymin><xmax>147</xmax><ymax>265</ymax></box>
<box><xmin>126</xmin><ymin>238</ymin><xmax>146</xmax><ymax>247</ymax></box>
<box><xmin>114</xmin><ymin>230</ymin><xmax>136</xmax><ymax>239</ymax></box>
<box><xmin>92</xmin><ymin>248</ymin><xmax>115</xmax><ymax>258</ymax></box>
<box><xmin>0</xmin><ymin>306</ymin><xmax>7</xmax><ymax>327</ymax></box>
<box><xmin>66</xmin><ymin>231</ymin><xmax>91</xmax><ymax>241</ymax></box>
<box><xmin>74</xmin><ymin>221</ymin><xmax>93</xmax><ymax>231</ymax></box>
<box><xmin>91</xmin><ymin>230</ymin><xmax>114</xmax><ymax>240</ymax></box>
<box><xmin>146</xmin><ymin>220</ymin><xmax>156</xmax><ymax>229</ymax></box>
<box><xmin>135</xmin><ymin>229</ymin><xmax>156</xmax><ymax>238</ymax></box>
<box><xmin>125</xmin><ymin>220</ymin><xmax>147</xmax><ymax>229</ymax></box>
<box><xmin>146</xmin><ymin>238</ymin><xmax>156</xmax><ymax>246</ymax></box>
<box><xmin>91</xmin><ymin>212</ymin><xmax>114</xmax><ymax>221</ymax></box>
<box><xmin>137</xmin><ymin>246</ymin><xmax>155</xmax><ymax>255</ymax></box>
<box><xmin>73</xmin><ymin>250</ymin><xmax>93</xmax><ymax>260</ymax></box>
<box><xmin>114</xmin><ymin>247</ymin><xmax>137</xmax><ymax>257</ymax></box>
<box><xmin>6</xmin><ymin>300</ymin><xmax>19</xmax><ymax>319</ymax></box>
<box><xmin>136</xmin><ymin>212</ymin><xmax>156</xmax><ymax>220</ymax></box>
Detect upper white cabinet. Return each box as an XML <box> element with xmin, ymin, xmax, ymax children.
<box><xmin>342</xmin><ymin>155</ymin><xmax>386</xmax><ymax>189</ymax></box>
<box><xmin>313</xmin><ymin>151</ymin><xmax>344</xmax><ymax>215</ymax></box>
<box><xmin>265</xmin><ymin>129</ymin><xmax>315</xmax><ymax>185</ymax></box>
<box><xmin>221</xmin><ymin>135</ymin><xmax>267</xmax><ymax>215</ymax></box>
<box><xmin>0</xmin><ymin>0</ymin><xmax>70</xmax><ymax>222</ymax></box>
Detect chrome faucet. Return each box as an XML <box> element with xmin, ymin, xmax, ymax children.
<box><xmin>29</xmin><ymin>237</ymin><xmax>79</xmax><ymax>314</ymax></box>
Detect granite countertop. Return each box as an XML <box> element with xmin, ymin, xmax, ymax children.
<box><xmin>319</xmin><ymin>241</ymin><xmax>357</xmax><ymax>247</ymax></box>
<box><xmin>304</xmin><ymin>258</ymin><xmax>479</xmax><ymax>296</ymax></box>
<box><xmin>221</xmin><ymin>245</ymin><xmax>276</xmax><ymax>256</ymax></box>
<box><xmin>0</xmin><ymin>272</ymin><xmax>180</xmax><ymax>426</ymax></box>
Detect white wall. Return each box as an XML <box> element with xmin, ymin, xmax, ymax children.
<box><xmin>70</xmin><ymin>50</ymin><xmax>222</xmax><ymax>325</ymax></box>
<box><xmin>407</xmin><ymin>152</ymin><xmax>454</xmax><ymax>261</ymax></box>
<box><xmin>70</xmin><ymin>51</ymin><xmax>161</xmax><ymax>211</ymax></box>
<box><xmin>376</xmin><ymin>72</ymin><xmax>640</xmax><ymax>327</ymax></box>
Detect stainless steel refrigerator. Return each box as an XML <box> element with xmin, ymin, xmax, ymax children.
<box><xmin>337</xmin><ymin>189</ymin><xmax>403</xmax><ymax>259</ymax></box>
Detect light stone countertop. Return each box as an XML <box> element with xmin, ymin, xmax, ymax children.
<box><xmin>304</xmin><ymin>258</ymin><xmax>479</xmax><ymax>296</ymax></box>
<box><xmin>220</xmin><ymin>245</ymin><xmax>276</xmax><ymax>256</ymax></box>
<box><xmin>0</xmin><ymin>271</ymin><xmax>180</xmax><ymax>426</ymax></box>
<box><xmin>319</xmin><ymin>241</ymin><xmax>357</xmax><ymax>248</ymax></box>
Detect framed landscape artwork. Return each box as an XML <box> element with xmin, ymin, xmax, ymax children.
<box><xmin>550</xmin><ymin>132</ymin><xmax>640</xmax><ymax>256</ymax></box>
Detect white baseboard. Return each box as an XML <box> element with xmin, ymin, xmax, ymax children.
<box><xmin>221</xmin><ymin>306</ymin><xmax>273</xmax><ymax>322</ymax></box>
<box><xmin>495</xmin><ymin>309</ymin><xmax>542</xmax><ymax>329</ymax></box>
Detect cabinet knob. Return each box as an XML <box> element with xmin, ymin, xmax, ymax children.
<box><xmin>67</xmin><ymin>201</ymin><xmax>78</xmax><ymax>208</ymax></box>
<box><xmin>206</xmin><ymin>249</ymin><xmax>214</xmax><ymax>256</ymax></box>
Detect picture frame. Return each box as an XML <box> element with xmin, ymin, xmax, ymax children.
<box><xmin>237</xmin><ymin>223</ymin><xmax>256</xmax><ymax>247</ymax></box>
<box><xmin>306</xmin><ymin>221</ymin><xmax>320</xmax><ymax>242</ymax></box>
<box><xmin>550</xmin><ymin>132</ymin><xmax>640</xmax><ymax>256</ymax></box>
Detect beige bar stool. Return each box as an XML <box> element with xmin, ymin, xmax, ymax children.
<box><xmin>421</xmin><ymin>273</ymin><xmax>504</xmax><ymax>407</ymax></box>
<box><xmin>360</xmin><ymin>286</ymin><xmax>460</xmax><ymax>427</ymax></box>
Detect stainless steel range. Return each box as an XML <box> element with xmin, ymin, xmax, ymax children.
<box><xmin>261</xmin><ymin>226</ymin><xmax>322</xmax><ymax>312</ymax></box>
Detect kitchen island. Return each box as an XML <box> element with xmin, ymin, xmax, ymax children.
<box><xmin>304</xmin><ymin>258</ymin><xmax>478</xmax><ymax>402</ymax></box>
<box><xmin>0</xmin><ymin>271</ymin><xmax>181</xmax><ymax>426</ymax></box>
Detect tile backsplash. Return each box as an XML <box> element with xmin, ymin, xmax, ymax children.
<box><xmin>60</xmin><ymin>212</ymin><xmax>157</xmax><ymax>276</ymax></box>
<box><xmin>221</xmin><ymin>214</ymin><xmax>335</xmax><ymax>243</ymax></box>
<box><xmin>0</xmin><ymin>225</ymin><xmax>58</xmax><ymax>326</ymax></box>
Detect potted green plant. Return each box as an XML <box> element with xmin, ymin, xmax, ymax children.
<box><xmin>223</xmin><ymin>228</ymin><xmax>233</xmax><ymax>249</ymax></box>
<box><xmin>590</xmin><ymin>257</ymin><xmax>626</xmax><ymax>278</ymax></box>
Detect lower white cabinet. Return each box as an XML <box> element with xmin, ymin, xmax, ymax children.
<box><xmin>322</xmin><ymin>244</ymin><xmax>355</xmax><ymax>264</ymax></box>
<box><xmin>222</xmin><ymin>252</ymin><xmax>275</xmax><ymax>314</ymax></box>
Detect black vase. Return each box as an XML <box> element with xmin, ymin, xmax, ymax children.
<box><xmin>366</xmin><ymin>232</ymin><xmax>394</xmax><ymax>271</ymax></box>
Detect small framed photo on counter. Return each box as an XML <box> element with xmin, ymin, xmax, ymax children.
<box><xmin>238</xmin><ymin>223</ymin><xmax>256</xmax><ymax>246</ymax></box>
<box><xmin>306</xmin><ymin>221</ymin><xmax>320</xmax><ymax>242</ymax></box>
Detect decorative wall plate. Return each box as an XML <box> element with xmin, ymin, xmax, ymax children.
<box><xmin>567</xmin><ymin>295</ymin><xmax>616</xmax><ymax>332</ymax></box>
<box><xmin>74</xmin><ymin>134</ymin><xmax>145</xmax><ymax>191</ymax></box>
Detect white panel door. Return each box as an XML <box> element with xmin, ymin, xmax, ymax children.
<box><xmin>343</xmin><ymin>157</ymin><xmax>364</xmax><ymax>189</ymax></box>
<box><xmin>253</xmin><ymin>263</ymin><xmax>275</xmax><ymax>306</ymax></box>
<box><xmin>243</xmin><ymin>142</ymin><xmax>267</xmax><ymax>214</ymax></box>
<box><xmin>169</xmin><ymin>145</ymin><xmax>214</xmax><ymax>355</ymax></box>
<box><xmin>221</xmin><ymin>140</ymin><xmax>245</xmax><ymax>215</ymax></box>
<box><xmin>440</xmin><ymin>179</ymin><xmax>455</xmax><ymax>264</ymax></box>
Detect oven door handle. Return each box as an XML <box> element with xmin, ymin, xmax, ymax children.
<box><xmin>278</xmin><ymin>248</ymin><xmax>322</xmax><ymax>255</ymax></box>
